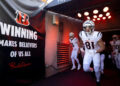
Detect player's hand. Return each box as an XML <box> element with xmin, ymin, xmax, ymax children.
<box><xmin>93</xmin><ymin>50</ymin><xmax>97</xmax><ymax>54</ymax></box>
<box><xmin>80</xmin><ymin>48</ymin><xmax>84</xmax><ymax>52</ymax></box>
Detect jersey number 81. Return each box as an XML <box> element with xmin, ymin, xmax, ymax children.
<box><xmin>85</xmin><ymin>42</ymin><xmax>94</xmax><ymax>49</ymax></box>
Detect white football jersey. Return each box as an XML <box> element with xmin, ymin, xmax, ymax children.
<box><xmin>110</xmin><ymin>40</ymin><xmax>120</xmax><ymax>53</ymax></box>
<box><xmin>79</xmin><ymin>31</ymin><xmax>102</xmax><ymax>51</ymax></box>
<box><xmin>69</xmin><ymin>37</ymin><xmax>79</xmax><ymax>48</ymax></box>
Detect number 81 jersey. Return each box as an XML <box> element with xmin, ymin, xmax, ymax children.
<box><xmin>79</xmin><ymin>31</ymin><xmax>102</xmax><ymax>51</ymax></box>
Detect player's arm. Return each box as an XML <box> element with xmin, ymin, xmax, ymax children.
<box><xmin>79</xmin><ymin>39</ymin><xmax>85</xmax><ymax>52</ymax></box>
<box><xmin>79</xmin><ymin>31</ymin><xmax>85</xmax><ymax>52</ymax></box>
<box><xmin>96</xmin><ymin>39</ymin><xmax>105</xmax><ymax>53</ymax></box>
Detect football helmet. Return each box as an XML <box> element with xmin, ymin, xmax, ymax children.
<box><xmin>83</xmin><ymin>20</ymin><xmax>95</xmax><ymax>34</ymax></box>
<box><xmin>69</xmin><ymin>32</ymin><xmax>74</xmax><ymax>37</ymax></box>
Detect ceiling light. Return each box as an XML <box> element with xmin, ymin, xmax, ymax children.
<box><xmin>103</xmin><ymin>6</ymin><xmax>109</xmax><ymax>12</ymax></box>
<box><xmin>99</xmin><ymin>14</ymin><xmax>103</xmax><ymax>17</ymax></box>
<box><xmin>93</xmin><ymin>19</ymin><xmax>95</xmax><ymax>21</ymax></box>
<box><xmin>106</xmin><ymin>12</ymin><xmax>110</xmax><ymax>16</ymax></box>
<box><xmin>108</xmin><ymin>16</ymin><xmax>111</xmax><ymax>19</ymax></box>
<box><xmin>103</xmin><ymin>17</ymin><xmax>106</xmax><ymax>20</ymax></box>
<box><xmin>93</xmin><ymin>9</ymin><xmax>99</xmax><ymax>14</ymax></box>
<box><xmin>93</xmin><ymin>15</ymin><xmax>97</xmax><ymax>18</ymax></box>
<box><xmin>97</xmin><ymin>18</ymin><xmax>100</xmax><ymax>20</ymax></box>
<box><xmin>77</xmin><ymin>13</ymin><xmax>82</xmax><ymax>17</ymax></box>
<box><xmin>84</xmin><ymin>12</ymin><xmax>89</xmax><ymax>16</ymax></box>
<box><xmin>87</xmin><ymin>17</ymin><xmax>90</xmax><ymax>20</ymax></box>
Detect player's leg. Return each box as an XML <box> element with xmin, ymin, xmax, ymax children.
<box><xmin>83</xmin><ymin>53</ymin><xmax>92</xmax><ymax>72</ymax></box>
<box><xmin>93</xmin><ymin>53</ymin><xmax>101</xmax><ymax>83</ymax></box>
<box><xmin>100</xmin><ymin>54</ymin><xmax>105</xmax><ymax>74</ymax></box>
<box><xmin>71</xmin><ymin>50</ymin><xmax>76</xmax><ymax>70</ymax></box>
<box><xmin>74</xmin><ymin>48</ymin><xmax>81</xmax><ymax>70</ymax></box>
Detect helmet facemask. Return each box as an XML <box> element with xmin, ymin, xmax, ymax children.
<box><xmin>69</xmin><ymin>32</ymin><xmax>74</xmax><ymax>39</ymax></box>
<box><xmin>83</xmin><ymin>26</ymin><xmax>94</xmax><ymax>35</ymax></box>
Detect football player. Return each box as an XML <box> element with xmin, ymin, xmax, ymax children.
<box><xmin>69</xmin><ymin>32</ymin><xmax>81</xmax><ymax>70</ymax></box>
<box><xmin>79</xmin><ymin>20</ymin><xmax>105</xmax><ymax>85</ymax></box>
<box><xmin>110</xmin><ymin>35</ymin><xmax>120</xmax><ymax>69</ymax></box>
